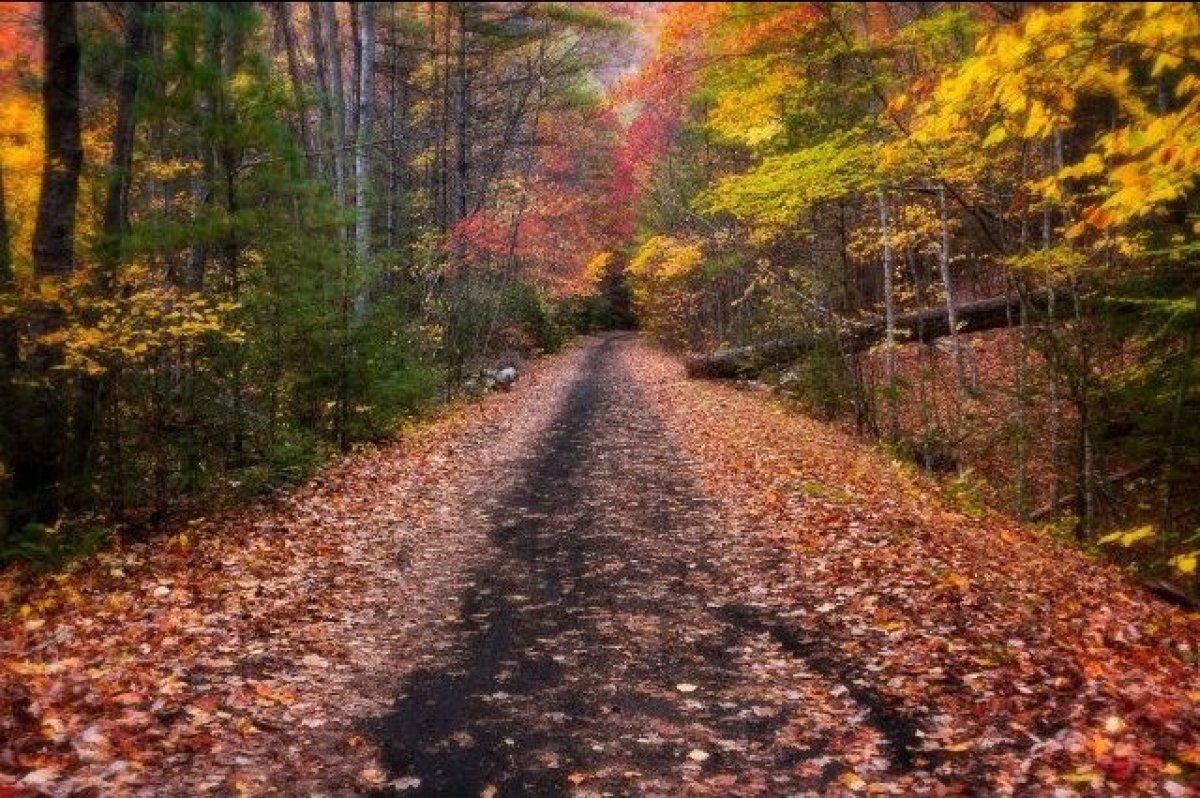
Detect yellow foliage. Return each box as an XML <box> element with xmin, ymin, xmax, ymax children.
<box><xmin>1170</xmin><ymin>552</ymin><xmax>1198</xmax><ymax>575</ymax></box>
<box><xmin>582</xmin><ymin>251</ymin><xmax>612</xmax><ymax>287</ymax></box>
<box><xmin>0</xmin><ymin>86</ymin><xmax>43</xmax><ymax>275</ymax></box>
<box><xmin>628</xmin><ymin>236</ymin><xmax>704</xmax><ymax>283</ymax></box>
<box><xmin>909</xmin><ymin>2</ymin><xmax>1200</xmax><ymax>239</ymax></box>
<box><xmin>1097</xmin><ymin>524</ymin><xmax>1156</xmax><ymax>548</ymax></box>
<box><xmin>708</xmin><ymin>62</ymin><xmax>796</xmax><ymax>148</ymax></box>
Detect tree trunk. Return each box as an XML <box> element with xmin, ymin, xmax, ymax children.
<box><xmin>937</xmin><ymin>184</ymin><xmax>966</xmax><ymax>393</ymax></box>
<box><xmin>352</xmin><ymin>2</ymin><xmax>375</xmax><ymax>320</ymax></box>
<box><xmin>455</xmin><ymin>2</ymin><xmax>469</xmax><ymax>223</ymax></box>
<box><xmin>16</xmin><ymin>2</ymin><xmax>84</xmax><ymax>523</ymax></box>
<box><xmin>217</xmin><ymin>7</ymin><xmax>247</xmax><ymax>463</ymax></box>
<box><xmin>96</xmin><ymin>3</ymin><xmax>152</xmax><ymax>288</ymax></box>
<box><xmin>877</xmin><ymin>188</ymin><xmax>898</xmax><ymax>440</ymax></box>
<box><xmin>321</xmin><ymin>2</ymin><xmax>347</xmax><ymax>211</ymax></box>
<box><xmin>33</xmin><ymin>2</ymin><xmax>83</xmax><ymax>279</ymax></box>
<box><xmin>385</xmin><ymin>2</ymin><xmax>398</xmax><ymax>249</ymax></box>
<box><xmin>0</xmin><ymin>162</ymin><xmax>11</xmax><ymax>535</ymax></box>
<box><xmin>349</xmin><ymin>0</ymin><xmax>361</xmax><ymax>144</ymax></box>
<box><xmin>684</xmin><ymin>291</ymin><xmax>1063</xmax><ymax>378</ymax></box>
<box><xmin>72</xmin><ymin>1</ymin><xmax>154</xmax><ymax>501</ymax></box>
<box><xmin>272</xmin><ymin>2</ymin><xmax>314</xmax><ymax>171</ymax></box>
<box><xmin>307</xmin><ymin>1</ymin><xmax>334</xmax><ymax>181</ymax></box>
<box><xmin>438</xmin><ymin>3</ymin><xmax>451</xmax><ymax>229</ymax></box>
<box><xmin>355</xmin><ymin>1</ymin><xmax>374</xmax><ymax>262</ymax></box>
<box><xmin>0</xmin><ymin>163</ymin><xmax>14</xmax><ymax>374</ymax></box>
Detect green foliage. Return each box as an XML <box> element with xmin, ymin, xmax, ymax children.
<box><xmin>798</xmin><ymin>480</ymin><xmax>852</xmax><ymax>503</ymax></box>
<box><xmin>498</xmin><ymin>282</ymin><xmax>567</xmax><ymax>353</ymax></box>
<box><xmin>698</xmin><ymin>133</ymin><xmax>877</xmax><ymax>239</ymax></box>
<box><xmin>777</xmin><ymin>336</ymin><xmax>858</xmax><ymax>421</ymax></box>
<box><xmin>0</xmin><ymin>521</ymin><xmax>110</xmax><ymax>572</ymax></box>
<box><xmin>941</xmin><ymin>469</ymin><xmax>988</xmax><ymax>519</ymax></box>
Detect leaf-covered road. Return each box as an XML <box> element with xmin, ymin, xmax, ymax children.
<box><xmin>372</xmin><ymin>333</ymin><xmax>1200</xmax><ymax>796</ymax></box>
<box><xmin>375</xmin><ymin>332</ymin><xmax>888</xmax><ymax>795</ymax></box>
<box><xmin>4</xmin><ymin>334</ymin><xmax>1199</xmax><ymax>796</ymax></box>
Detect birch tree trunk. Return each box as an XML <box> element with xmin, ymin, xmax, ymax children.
<box><xmin>937</xmin><ymin>183</ymin><xmax>966</xmax><ymax>394</ymax></box>
<box><xmin>355</xmin><ymin>2</ymin><xmax>375</xmax><ymax>262</ymax></box>
<box><xmin>351</xmin><ymin>2</ymin><xmax>375</xmax><ymax>320</ymax></box>
<box><xmin>877</xmin><ymin>187</ymin><xmax>898</xmax><ymax>441</ymax></box>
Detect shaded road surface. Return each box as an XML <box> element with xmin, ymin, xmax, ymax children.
<box><xmin>372</xmin><ymin>334</ymin><xmax>915</xmax><ymax>797</ymax></box>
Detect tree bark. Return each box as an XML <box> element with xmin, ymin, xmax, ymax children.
<box><xmin>321</xmin><ymin>2</ymin><xmax>347</xmax><ymax>211</ymax></box>
<box><xmin>0</xmin><ymin>162</ymin><xmax>11</xmax><ymax>533</ymax></box>
<box><xmin>307</xmin><ymin>1</ymin><xmax>334</xmax><ymax>181</ymax></box>
<box><xmin>354</xmin><ymin>1</ymin><xmax>374</xmax><ymax>262</ymax></box>
<box><xmin>272</xmin><ymin>2</ymin><xmax>314</xmax><ymax>171</ymax></box>
<box><xmin>937</xmin><ymin>184</ymin><xmax>966</xmax><ymax>393</ymax></box>
<box><xmin>351</xmin><ymin>2</ymin><xmax>375</xmax><ymax>320</ymax></box>
<box><xmin>0</xmin><ymin>163</ymin><xmax>13</xmax><ymax>373</ymax></box>
<box><xmin>16</xmin><ymin>2</ymin><xmax>84</xmax><ymax>522</ymax></box>
<box><xmin>455</xmin><ymin>2</ymin><xmax>469</xmax><ymax>223</ymax></box>
<box><xmin>72</xmin><ymin>2</ymin><xmax>154</xmax><ymax>499</ymax></box>
<box><xmin>33</xmin><ymin>2</ymin><xmax>83</xmax><ymax>279</ymax></box>
<box><xmin>97</xmin><ymin>2</ymin><xmax>152</xmax><ymax>290</ymax></box>
<box><xmin>877</xmin><ymin>188</ymin><xmax>898</xmax><ymax>440</ymax></box>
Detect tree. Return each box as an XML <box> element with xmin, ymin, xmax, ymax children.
<box><xmin>32</xmin><ymin>1</ymin><xmax>82</xmax><ymax>279</ymax></box>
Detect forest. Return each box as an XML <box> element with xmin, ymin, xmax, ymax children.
<box><xmin>0</xmin><ymin>1</ymin><xmax>633</xmax><ymax>560</ymax></box>
<box><xmin>622</xmin><ymin>2</ymin><xmax>1200</xmax><ymax>587</ymax></box>
<box><xmin>2</xmin><ymin>2</ymin><xmax>1200</xmax><ymax>796</ymax></box>
<box><xmin>0</xmin><ymin>1</ymin><xmax>1195</xmax><ymax>584</ymax></box>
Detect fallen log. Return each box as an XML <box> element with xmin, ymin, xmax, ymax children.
<box><xmin>686</xmin><ymin>291</ymin><xmax>1054</xmax><ymax>379</ymax></box>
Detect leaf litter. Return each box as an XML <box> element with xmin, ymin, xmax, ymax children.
<box><xmin>1</xmin><ymin>335</ymin><xmax>1198</xmax><ymax>796</ymax></box>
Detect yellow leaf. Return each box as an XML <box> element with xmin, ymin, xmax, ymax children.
<box><xmin>1061</xmin><ymin>769</ymin><xmax>1100</xmax><ymax>785</ymax></box>
<box><xmin>1097</xmin><ymin>524</ymin><xmax>1155</xmax><ymax>547</ymax></box>
<box><xmin>1170</xmin><ymin>552</ymin><xmax>1198</xmax><ymax>575</ymax></box>
<box><xmin>839</xmin><ymin>772</ymin><xmax>867</xmax><ymax>791</ymax></box>
<box><xmin>943</xmin><ymin>572</ymin><xmax>970</xmax><ymax>591</ymax></box>
<box><xmin>1179</xmin><ymin>746</ymin><xmax>1200</xmax><ymax>766</ymax></box>
<box><xmin>982</xmin><ymin>124</ymin><xmax>1008</xmax><ymax>147</ymax></box>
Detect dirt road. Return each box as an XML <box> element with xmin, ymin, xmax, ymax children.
<box><xmin>374</xmin><ymin>333</ymin><xmax>914</xmax><ymax>795</ymax></box>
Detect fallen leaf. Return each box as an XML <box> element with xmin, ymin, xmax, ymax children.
<box><xmin>839</xmin><ymin>772</ymin><xmax>867</xmax><ymax>791</ymax></box>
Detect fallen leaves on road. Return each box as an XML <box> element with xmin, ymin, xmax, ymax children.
<box><xmin>3</xmin><ymin>336</ymin><xmax>1199</xmax><ymax>796</ymax></box>
<box><xmin>631</xmin><ymin>341</ymin><xmax>1200</xmax><ymax>795</ymax></box>
<box><xmin>0</xmin><ymin>346</ymin><xmax>587</xmax><ymax>796</ymax></box>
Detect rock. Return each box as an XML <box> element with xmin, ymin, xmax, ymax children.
<box><xmin>495</xmin><ymin>366</ymin><xmax>517</xmax><ymax>389</ymax></box>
